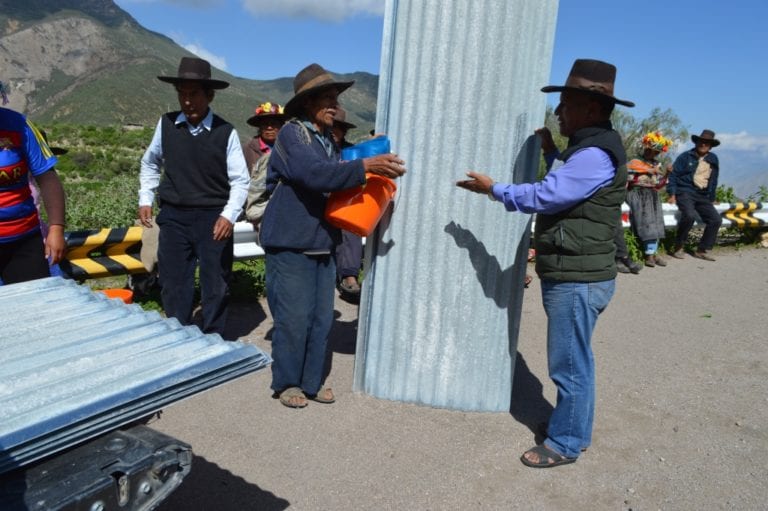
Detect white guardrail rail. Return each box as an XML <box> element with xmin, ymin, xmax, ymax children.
<box><xmin>49</xmin><ymin>201</ymin><xmax>764</xmax><ymax>281</ymax></box>
<box><xmin>232</xmin><ymin>202</ymin><xmax>767</xmax><ymax>261</ymax></box>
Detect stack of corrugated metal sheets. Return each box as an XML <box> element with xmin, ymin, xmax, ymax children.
<box><xmin>0</xmin><ymin>277</ymin><xmax>271</xmax><ymax>475</ymax></box>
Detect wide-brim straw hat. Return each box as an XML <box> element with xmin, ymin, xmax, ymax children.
<box><xmin>541</xmin><ymin>58</ymin><xmax>634</xmax><ymax>107</ymax></box>
<box><xmin>284</xmin><ymin>63</ymin><xmax>354</xmax><ymax>117</ymax></box>
<box><xmin>158</xmin><ymin>57</ymin><xmax>229</xmax><ymax>90</ymax></box>
<box><xmin>691</xmin><ymin>129</ymin><xmax>720</xmax><ymax>147</ymax></box>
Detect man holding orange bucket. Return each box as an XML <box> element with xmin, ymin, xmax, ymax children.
<box><xmin>259</xmin><ymin>63</ymin><xmax>406</xmax><ymax>408</ymax></box>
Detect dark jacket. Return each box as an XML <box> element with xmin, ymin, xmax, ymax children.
<box><xmin>667</xmin><ymin>148</ymin><xmax>719</xmax><ymax>201</ymax></box>
<box><xmin>534</xmin><ymin>122</ymin><xmax>628</xmax><ymax>282</ymax></box>
<box><xmin>259</xmin><ymin>120</ymin><xmax>366</xmax><ymax>251</ymax></box>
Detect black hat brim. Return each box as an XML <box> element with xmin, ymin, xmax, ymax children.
<box><xmin>157</xmin><ymin>76</ymin><xmax>230</xmax><ymax>89</ymax></box>
<box><xmin>247</xmin><ymin>113</ymin><xmax>288</xmax><ymax>127</ymax></box>
<box><xmin>540</xmin><ymin>85</ymin><xmax>635</xmax><ymax>108</ymax></box>
<box><xmin>691</xmin><ymin>135</ymin><xmax>720</xmax><ymax>147</ymax></box>
<box><xmin>334</xmin><ymin>120</ymin><xmax>357</xmax><ymax>130</ymax></box>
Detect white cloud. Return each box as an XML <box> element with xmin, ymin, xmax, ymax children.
<box><xmin>240</xmin><ymin>0</ymin><xmax>384</xmax><ymax>21</ymax></box>
<box><xmin>182</xmin><ymin>43</ymin><xmax>228</xmax><ymax>71</ymax></box>
<box><xmin>166</xmin><ymin>30</ymin><xmax>228</xmax><ymax>71</ymax></box>
<box><xmin>718</xmin><ymin>131</ymin><xmax>768</xmax><ymax>155</ymax></box>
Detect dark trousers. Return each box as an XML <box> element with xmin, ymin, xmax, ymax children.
<box><xmin>0</xmin><ymin>231</ymin><xmax>50</xmax><ymax>284</ymax></box>
<box><xmin>265</xmin><ymin>249</ymin><xmax>335</xmax><ymax>396</ymax></box>
<box><xmin>335</xmin><ymin>230</ymin><xmax>363</xmax><ymax>279</ymax></box>
<box><xmin>674</xmin><ymin>192</ymin><xmax>722</xmax><ymax>251</ymax></box>
<box><xmin>614</xmin><ymin>217</ymin><xmax>628</xmax><ymax>260</ymax></box>
<box><xmin>156</xmin><ymin>206</ymin><xmax>233</xmax><ymax>335</ymax></box>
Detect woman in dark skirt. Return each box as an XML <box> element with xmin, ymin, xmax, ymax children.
<box><xmin>626</xmin><ymin>131</ymin><xmax>673</xmax><ymax>267</ymax></box>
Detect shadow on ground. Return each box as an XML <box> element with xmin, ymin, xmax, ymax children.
<box><xmin>509</xmin><ymin>352</ymin><xmax>553</xmax><ymax>444</ymax></box>
<box><xmin>156</xmin><ymin>455</ymin><xmax>289</xmax><ymax>511</ymax></box>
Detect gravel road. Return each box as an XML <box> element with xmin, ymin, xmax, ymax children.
<box><xmin>155</xmin><ymin>247</ymin><xmax>768</xmax><ymax>511</ymax></box>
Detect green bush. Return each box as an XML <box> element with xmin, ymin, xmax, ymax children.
<box><xmin>64</xmin><ymin>173</ymin><xmax>140</xmax><ymax>230</ymax></box>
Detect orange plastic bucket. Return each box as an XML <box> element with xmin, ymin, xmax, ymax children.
<box><xmin>99</xmin><ymin>288</ymin><xmax>134</xmax><ymax>304</ymax></box>
<box><xmin>325</xmin><ymin>173</ymin><xmax>397</xmax><ymax>237</ymax></box>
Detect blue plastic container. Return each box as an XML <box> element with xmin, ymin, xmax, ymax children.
<box><xmin>341</xmin><ymin>136</ymin><xmax>391</xmax><ymax>161</ymax></box>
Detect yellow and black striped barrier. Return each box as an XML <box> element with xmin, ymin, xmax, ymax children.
<box><xmin>722</xmin><ymin>202</ymin><xmax>765</xmax><ymax>228</ymax></box>
<box><xmin>60</xmin><ymin>227</ymin><xmax>147</xmax><ymax>280</ymax></box>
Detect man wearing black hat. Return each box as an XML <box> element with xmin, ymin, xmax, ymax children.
<box><xmin>667</xmin><ymin>130</ymin><xmax>722</xmax><ymax>261</ymax></box>
<box><xmin>457</xmin><ymin>59</ymin><xmax>632</xmax><ymax>468</ymax></box>
<box><xmin>138</xmin><ymin>57</ymin><xmax>250</xmax><ymax>335</ymax></box>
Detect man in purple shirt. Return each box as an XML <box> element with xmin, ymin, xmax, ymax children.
<box><xmin>457</xmin><ymin>59</ymin><xmax>632</xmax><ymax>468</ymax></box>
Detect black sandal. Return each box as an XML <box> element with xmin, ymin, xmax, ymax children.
<box><xmin>520</xmin><ymin>445</ymin><xmax>577</xmax><ymax>468</ymax></box>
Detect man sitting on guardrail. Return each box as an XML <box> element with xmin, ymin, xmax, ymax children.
<box><xmin>667</xmin><ymin>129</ymin><xmax>722</xmax><ymax>261</ymax></box>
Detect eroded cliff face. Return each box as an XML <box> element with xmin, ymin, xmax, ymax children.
<box><xmin>0</xmin><ymin>0</ymin><xmax>375</xmax><ymax>131</ymax></box>
<box><xmin>3</xmin><ymin>17</ymin><xmax>120</xmax><ymax>108</ymax></box>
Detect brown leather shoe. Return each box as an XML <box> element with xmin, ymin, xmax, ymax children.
<box><xmin>694</xmin><ymin>251</ymin><xmax>716</xmax><ymax>261</ymax></box>
<box><xmin>644</xmin><ymin>255</ymin><xmax>656</xmax><ymax>267</ymax></box>
<box><xmin>670</xmin><ymin>248</ymin><xmax>686</xmax><ymax>259</ymax></box>
<box><xmin>654</xmin><ymin>254</ymin><xmax>667</xmax><ymax>266</ymax></box>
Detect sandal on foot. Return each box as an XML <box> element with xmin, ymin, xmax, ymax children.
<box><xmin>520</xmin><ymin>445</ymin><xmax>577</xmax><ymax>468</ymax></box>
<box><xmin>338</xmin><ymin>278</ymin><xmax>361</xmax><ymax>295</ymax></box>
<box><xmin>308</xmin><ymin>386</ymin><xmax>335</xmax><ymax>404</ymax></box>
<box><xmin>278</xmin><ymin>387</ymin><xmax>307</xmax><ymax>408</ymax></box>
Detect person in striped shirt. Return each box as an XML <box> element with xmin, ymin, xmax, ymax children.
<box><xmin>0</xmin><ymin>91</ymin><xmax>66</xmax><ymax>284</ymax></box>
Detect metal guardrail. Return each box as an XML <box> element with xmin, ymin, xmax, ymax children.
<box><xmin>58</xmin><ymin>202</ymin><xmax>766</xmax><ymax>279</ymax></box>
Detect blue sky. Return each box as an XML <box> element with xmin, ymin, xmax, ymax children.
<box><xmin>115</xmin><ymin>0</ymin><xmax>767</xmax><ymax>195</ymax></box>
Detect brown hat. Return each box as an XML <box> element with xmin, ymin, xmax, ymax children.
<box><xmin>541</xmin><ymin>58</ymin><xmax>634</xmax><ymax>107</ymax></box>
<box><xmin>284</xmin><ymin>63</ymin><xmax>354</xmax><ymax>117</ymax></box>
<box><xmin>333</xmin><ymin>107</ymin><xmax>357</xmax><ymax>130</ymax></box>
<box><xmin>691</xmin><ymin>129</ymin><xmax>720</xmax><ymax>147</ymax></box>
<box><xmin>246</xmin><ymin>102</ymin><xmax>287</xmax><ymax>127</ymax></box>
<box><xmin>158</xmin><ymin>57</ymin><xmax>229</xmax><ymax>90</ymax></box>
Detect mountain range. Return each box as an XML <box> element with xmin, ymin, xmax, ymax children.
<box><xmin>0</xmin><ymin>0</ymin><xmax>379</xmax><ymax>139</ymax></box>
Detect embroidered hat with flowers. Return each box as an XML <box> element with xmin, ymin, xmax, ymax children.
<box><xmin>641</xmin><ymin>131</ymin><xmax>673</xmax><ymax>153</ymax></box>
<box><xmin>247</xmin><ymin>102</ymin><xmax>286</xmax><ymax>127</ymax></box>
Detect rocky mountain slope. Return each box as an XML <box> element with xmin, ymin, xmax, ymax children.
<box><xmin>0</xmin><ymin>0</ymin><xmax>378</xmax><ymax>137</ymax></box>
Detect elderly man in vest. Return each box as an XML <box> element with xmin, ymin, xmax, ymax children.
<box><xmin>457</xmin><ymin>59</ymin><xmax>632</xmax><ymax>468</ymax></box>
<box><xmin>138</xmin><ymin>57</ymin><xmax>250</xmax><ymax>336</ymax></box>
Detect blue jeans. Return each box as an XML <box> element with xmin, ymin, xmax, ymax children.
<box><xmin>266</xmin><ymin>249</ymin><xmax>335</xmax><ymax>396</ymax></box>
<box><xmin>541</xmin><ymin>278</ymin><xmax>615</xmax><ymax>458</ymax></box>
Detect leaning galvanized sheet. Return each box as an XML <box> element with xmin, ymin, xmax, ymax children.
<box><xmin>0</xmin><ymin>277</ymin><xmax>271</xmax><ymax>474</ymax></box>
<box><xmin>353</xmin><ymin>0</ymin><xmax>558</xmax><ymax>411</ymax></box>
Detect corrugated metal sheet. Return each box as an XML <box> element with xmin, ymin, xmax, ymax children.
<box><xmin>353</xmin><ymin>0</ymin><xmax>558</xmax><ymax>411</ymax></box>
<box><xmin>0</xmin><ymin>277</ymin><xmax>271</xmax><ymax>474</ymax></box>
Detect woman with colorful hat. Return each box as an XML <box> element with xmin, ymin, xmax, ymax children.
<box><xmin>626</xmin><ymin>131</ymin><xmax>673</xmax><ymax>267</ymax></box>
<box><xmin>259</xmin><ymin>63</ymin><xmax>406</xmax><ymax>408</ymax></box>
<box><xmin>244</xmin><ymin>102</ymin><xmax>286</xmax><ymax>172</ymax></box>
<box><xmin>243</xmin><ymin>102</ymin><xmax>286</xmax><ymax>227</ymax></box>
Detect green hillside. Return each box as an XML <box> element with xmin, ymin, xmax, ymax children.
<box><xmin>1</xmin><ymin>0</ymin><xmax>378</xmax><ymax>138</ymax></box>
